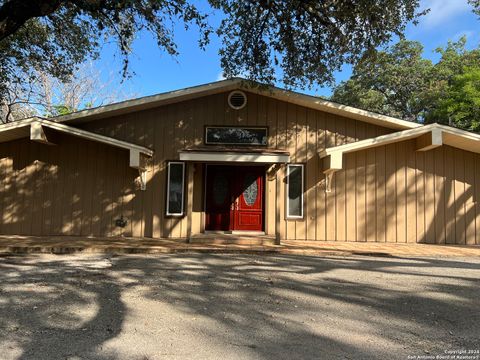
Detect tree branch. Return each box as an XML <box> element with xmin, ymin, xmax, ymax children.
<box><xmin>0</xmin><ymin>0</ymin><xmax>64</xmax><ymax>41</ymax></box>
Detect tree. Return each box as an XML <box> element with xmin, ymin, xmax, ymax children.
<box><xmin>427</xmin><ymin>67</ymin><xmax>480</xmax><ymax>132</ymax></box>
<box><xmin>424</xmin><ymin>38</ymin><xmax>480</xmax><ymax>126</ymax></box>
<box><xmin>470</xmin><ymin>0</ymin><xmax>480</xmax><ymax>16</ymax></box>
<box><xmin>330</xmin><ymin>37</ymin><xmax>480</xmax><ymax>131</ymax></box>
<box><xmin>35</xmin><ymin>64</ymin><xmax>132</xmax><ymax>118</ymax></box>
<box><xmin>0</xmin><ymin>78</ymin><xmax>37</xmax><ymax>122</ymax></box>
<box><xmin>1</xmin><ymin>62</ymin><xmax>132</xmax><ymax>122</ymax></box>
<box><xmin>0</xmin><ymin>0</ymin><xmax>424</xmax><ymax>105</ymax></box>
<box><xmin>331</xmin><ymin>40</ymin><xmax>434</xmax><ymax>122</ymax></box>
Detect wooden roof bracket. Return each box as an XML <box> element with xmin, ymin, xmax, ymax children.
<box><xmin>322</xmin><ymin>152</ymin><xmax>343</xmax><ymax>193</ymax></box>
<box><xmin>129</xmin><ymin>149</ymin><xmax>151</xmax><ymax>191</ymax></box>
<box><xmin>138</xmin><ymin>169</ymin><xmax>147</xmax><ymax>191</ymax></box>
<box><xmin>323</xmin><ymin>170</ymin><xmax>336</xmax><ymax>193</ymax></box>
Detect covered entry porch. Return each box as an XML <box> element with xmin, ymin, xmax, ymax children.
<box><xmin>179</xmin><ymin>147</ymin><xmax>289</xmax><ymax>243</ymax></box>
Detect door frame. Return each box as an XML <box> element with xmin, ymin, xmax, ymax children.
<box><xmin>203</xmin><ymin>163</ymin><xmax>266</xmax><ymax>233</ymax></box>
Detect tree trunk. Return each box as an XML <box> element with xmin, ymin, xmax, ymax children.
<box><xmin>0</xmin><ymin>0</ymin><xmax>63</xmax><ymax>41</ymax></box>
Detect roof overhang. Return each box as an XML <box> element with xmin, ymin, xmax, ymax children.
<box><xmin>52</xmin><ymin>78</ymin><xmax>421</xmax><ymax>131</ymax></box>
<box><xmin>0</xmin><ymin>117</ymin><xmax>153</xmax><ymax>173</ymax></box>
<box><xmin>179</xmin><ymin>147</ymin><xmax>289</xmax><ymax>163</ymax></box>
<box><xmin>319</xmin><ymin>123</ymin><xmax>480</xmax><ymax>174</ymax></box>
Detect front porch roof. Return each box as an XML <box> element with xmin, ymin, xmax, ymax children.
<box><xmin>179</xmin><ymin>146</ymin><xmax>290</xmax><ymax>163</ymax></box>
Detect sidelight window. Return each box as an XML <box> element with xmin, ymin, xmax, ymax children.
<box><xmin>166</xmin><ymin>161</ymin><xmax>185</xmax><ymax>216</ymax></box>
<box><xmin>286</xmin><ymin>164</ymin><xmax>304</xmax><ymax>219</ymax></box>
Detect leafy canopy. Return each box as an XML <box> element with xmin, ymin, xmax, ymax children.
<box><xmin>331</xmin><ymin>37</ymin><xmax>480</xmax><ymax>132</ymax></box>
<box><xmin>331</xmin><ymin>40</ymin><xmax>434</xmax><ymax>122</ymax></box>
<box><xmin>0</xmin><ymin>0</ymin><xmax>424</xmax><ymax>107</ymax></box>
<box><xmin>429</xmin><ymin>67</ymin><xmax>480</xmax><ymax>132</ymax></box>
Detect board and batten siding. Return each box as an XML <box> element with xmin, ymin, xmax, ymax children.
<box><xmin>0</xmin><ymin>135</ymin><xmax>137</xmax><ymax>237</ymax></box>
<box><xmin>0</xmin><ymin>90</ymin><xmax>479</xmax><ymax>244</ymax></box>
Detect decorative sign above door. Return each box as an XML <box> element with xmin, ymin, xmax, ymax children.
<box><xmin>205</xmin><ymin>126</ymin><xmax>268</xmax><ymax>146</ymax></box>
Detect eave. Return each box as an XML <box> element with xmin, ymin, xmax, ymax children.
<box><xmin>0</xmin><ymin>117</ymin><xmax>153</xmax><ymax>189</ymax></box>
<box><xmin>319</xmin><ymin>123</ymin><xmax>480</xmax><ymax>175</ymax></box>
<box><xmin>50</xmin><ymin>78</ymin><xmax>421</xmax><ymax>131</ymax></box>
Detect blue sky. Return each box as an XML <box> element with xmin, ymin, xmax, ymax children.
<box><xmin>96</xmin><ymin>0</ymin><xmax>479</xmax><ymax>100</ymax></box>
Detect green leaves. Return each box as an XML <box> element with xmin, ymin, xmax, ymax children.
<box><xmin>3</xmin><ymin>0</ymin><xmax>480</xmax><ymax>127</ymax></box>
<box><xmin>0</xmin><ymin>0</ymin><xmax>210</xmax><ymax>111</ymax></box>
<box><xmin>428</xmin><ymin>67</ymin><xmax>480</xmax><ymax>132</ymax></box>
<box><xmin>331</xmin><ymin>37</ymin><xmax>480</xmax><ymax>132</ymax></box>
<box><xmin>469</xmin><ymin>0</ymin><xmax>480</xmax><ymax>16</ymax></box>
<box><xmin>0</xmin><ymin>0</ymin><xmax>424</xmax><ymax>111</ymax></box>
<box><xmin>331</xmin><ymin>40</ymin><xmax>433</xmax><ymax>122</ymax></box>
<box><xmin>216</xmin><ymin>0</ymin><xmax>422</xmax><ymax>88</ymax></box>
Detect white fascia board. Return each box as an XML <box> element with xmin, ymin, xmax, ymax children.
<box><xmin>319</xmin><ymin>124</ymin><xmax>437</xmax><ymax>158</ymax></box>
<box><xmin>251</xmin><ymin>87</ymin><xmax>422</xmax><ymax>131</ymax></box>
<box><xmin>48</xmin><ymin>77</ymin><xmax>421</xmax><ymax>131</ymax></box>
<box><xmin>0</xmin><ymin>117</ymin><xmax>36</xmax><ymax>132</ymax></box>
<box><xmin>435</xmin><ymin>123</ymin><xmax>480</xmax><ymax>141</ymax></box>
<box><xmin>179</xmin><ymin>151</ymin><xmax>289</xmax><ymax>163</ymax></box>
<box><xmin>38</xmin><ymin>119</ymin><xmax>153</xmax><ymax>157</ymax></box>
<box><xmin>320</xmin><ymin>123</ymin><xmax>480</xmax><ymax>159</ymax></box>
<box><xmin>53</xmin><ymin>79</ymin><xmax>242</xmax><ymax>123</ymax></box>
<box><xmin>0</xmin><ymin>117</ymin><xmax>153</xmax><ymax>159</ymax></box>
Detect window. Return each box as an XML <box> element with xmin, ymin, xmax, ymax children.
<box><xmin>205</xmin><ymin>126</ymin><xmax>268</xmax><ymax>146</ymax></box>
<box><xmin>166</xmin><ymin>162</ymin><xmax>185</xmax><ymax>216</ymax></box>
<box><xmin>286</xmin><ymin>164</ymin><xmax>304</xmax><ymax>219</ymax></box>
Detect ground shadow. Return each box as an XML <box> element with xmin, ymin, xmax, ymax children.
<box><xmin>0</xmin><ymin>253</ymin><xmax>479</xmax><ymax>359</ymax></box>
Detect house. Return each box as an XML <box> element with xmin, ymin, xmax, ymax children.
<box><xmin>0</xmin><ymin>78</ymin><xmax>479</xmax><ymax>245</ymax></box>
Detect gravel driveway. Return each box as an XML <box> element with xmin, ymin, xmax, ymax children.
<box><xmin>0</xmin><ymin>253</ymin><xmax>479</xmax><ymax>360</ymax></box>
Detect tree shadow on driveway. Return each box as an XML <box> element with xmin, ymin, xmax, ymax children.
<box><xmin>0</xmin><ymin>254</ymin><xmax>125</xmax><ymax>360</ymax></box>
<box><xmin>0</xmin><ymin>253</ymin><xmax>479</xmax><ymax>360</ymax></box>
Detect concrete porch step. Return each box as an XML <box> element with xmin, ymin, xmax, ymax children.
<box><xmin>189</xmin><ymin>234</ymin><xmax>277</xmax><ymax>246</ymax></box>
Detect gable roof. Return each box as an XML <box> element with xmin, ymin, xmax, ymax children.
<box><xmin>319</xmin><ymin>123</ymin><xmax>480</xmax><ymax>173</ymax></box>
<box><xmin>52</xmin><ymin>78</ymin><xmax>422</xmax><ymax>131</ymax></box>
<box><xmin>0</xmin><ymin>117</ymin><xmax>152</xmax><ymax>168</ymax></box>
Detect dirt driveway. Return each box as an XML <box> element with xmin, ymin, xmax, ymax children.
<box><xmin>0</xmin><ymin>253</ymin><xmax>479</xmax><ymax>360</ymax></box>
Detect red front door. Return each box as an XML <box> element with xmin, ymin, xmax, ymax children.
<box><xmin>205</xmin><ymin>166</ymin><xmax>232</xmax><ymax>231</ymax></box>
<box><xmin>205</xmin><ymin>165</ymin><xmax>264</xmax><ymax>232</ymax></box>
<box><xmin>233</xmin><ymin>167</ymin><xmax>264</xmax><ymax>231</ymax></box>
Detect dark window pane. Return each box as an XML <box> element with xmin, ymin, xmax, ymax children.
<box><xmin>213</xmin><ymin>173</ymin><xmax>229</xmax><ymax>206</ymax></box>
<box><xmin>206</xmin><ymin>127</ymin><xmax>267</xmax><ymax>145</ymax></box>
<box><xmin>288</xmin><ymin>165</ymin><xmax>303</xmax><ymax>217</ymax></box>
<box><xmin>168</xmin><ymin>163</ymin><xmax>184</xmax><ymax>215</ymax></box>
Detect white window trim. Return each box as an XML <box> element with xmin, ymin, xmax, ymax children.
<box><xmin>166</xmin><ymin>161</ymin><xmax>185</xmax><ymax>216</ymax></box>
<box><xmin>286</xmin><ymin>164</ymin><xmax>304</xmax><ymax>219</ymax></box>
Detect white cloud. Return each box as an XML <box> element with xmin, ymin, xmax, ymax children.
<box><xmin>419</xmin><ymin>0</ymin><xmax>471</xmax><ymax>27</ymax></box>
<box><xmin>216</xmin><ymin>72</ymin><xmax>226</xmax><ymax>81</ymax></box>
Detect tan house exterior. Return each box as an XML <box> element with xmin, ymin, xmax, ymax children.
<box><xmin>1</xmin><ymin>78</ymin><xmax>480</xmax><ymax>245</ymax></box>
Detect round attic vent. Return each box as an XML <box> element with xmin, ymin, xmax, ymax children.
<box><xmin>228</xmin><ymin>91</ymin><xmax>247</xmax><ymax>110</ymax></box>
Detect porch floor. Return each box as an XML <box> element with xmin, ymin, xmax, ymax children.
<box><xmin>0</xmin><ymin>235</ymin><xmax>479</xmax><ymax>257</ymax></box>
